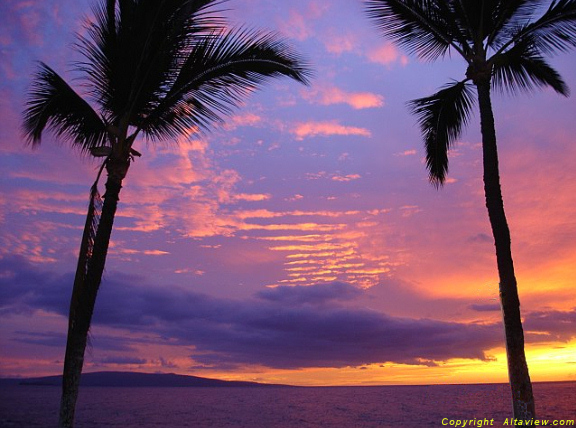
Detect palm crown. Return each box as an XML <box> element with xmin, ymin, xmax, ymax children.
<box><xmin>365</xmin><ymin>0</ymin><xmax>576</xmax><ymax>185</ymax></box>
<box><xmin>23</xmin><ymin>0</ymin><xmax>310</xmax><ymax>157</ymax></box>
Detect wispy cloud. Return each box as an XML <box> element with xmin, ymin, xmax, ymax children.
<box><xmin>332</xmin><ymin>174</ymin><xmax>361</xmax><ymax>182</ymax></box>
<box><xmin>303</xmin><ymin>85</ymin><xmax>384</xmax><ymax>110</ymax></box>
<box><xmin>223</xmin><ymin>112</ymin><xmax>262</xmax><ymax>131</ymax></box>
<box><xmin>322</xmin><ymin>32</ymin><xmax>358</xmax><ymax>55</ymax></box>
<box><xmin>276</xmin><ymin>1</ymin><xmax>328</xmax><ymax>41</ymax></box>
<box><xmin>396</xmin><ymin>149</ymin><xmax>417</xmax><ymax>157</ymax></box>
<box><xmin>292</xmin><ymin>121</ymin><xmax>372</xmax><ymax>140</ymax></box>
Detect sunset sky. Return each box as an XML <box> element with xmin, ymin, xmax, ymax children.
<box><xmin>1</xmin><ymin>0</ymin><xmax>576</xmax><ymax>386</ymax></box>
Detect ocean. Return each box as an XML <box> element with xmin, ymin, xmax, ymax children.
<box><xmin>1</xmin><ymin>382</ymin><xmax>574</xmax><ymax>427</ymax></box>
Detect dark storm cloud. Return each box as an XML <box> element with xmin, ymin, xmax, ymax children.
<box><xmin>5</xmin><ymin>255</ymin><xmax>571</xmax><ymax>370</ymax></box>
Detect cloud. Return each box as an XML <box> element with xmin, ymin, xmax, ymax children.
<box><xmin>322</xmin><ymin>33</ymin><xmax>357</xmax><ymax>55</ymax></box>
<box><xmin>114</xmin><ymin>248</ymin><xmax>170</xmax><ymax>256</ymax></box>
<box><xmin>395</xmin><ymin>149</ymin><xmax>417</xmax><ymax>157</ymax></box>
<box><xmin>12</xmin><ymin>331</ymin><xmax>65</xmax><ymax>348</ymax></box>
<box><xmin>292</xmin><ymin>121</ymin><xmax>371</xmax><ymax>140</ymax></box>
<box><xmin>223</xmin><ymin>112</ymin><xmax>262</xmax><ymax>131</ymax></box>
<box><xmin>367</xmin><ymin>43</ymin><xmax>408</xmax><ymax>66</ymax></box>
<box><xmin>276</xmin><ymin>1</ymin><xmax>328</xmax><ymax>41</ymax></box>
<box><xmin>98</xmin><ymin>356</ymin><xmax>148</xmax><ymax>365</ymax></box>
<box><xmin>523</xmin><ymin>309</ymin><xmax>576</xmax><ymax>342</ymax></box>
<box><xmin>469</xmin><ymin>304</ymin><xmax>501</xmax><ymax>312</ymax></box>
<box><xmin>234</xmin><ymin>193</ymin><xmax>271</xmax><ymax>202</ymax></box>
<box><xmin>0</xmin><ymin>255</ymin><xmax>71</xmax><ymax>316</ymax></box>
<box><xmin>468</xmin><ymin>233</ymin><xmax>493</xmax><ymax>244</ymax></box>
<box><xmin>8</xmin><ymin>256</ymin><xmax>574</xmax><ymax>371</ymax></box>
<box><xmin>332</xmin><ymin>174</ymin><xmax>361</xmax><ymax>182</ymax></box>
<box><xmin>258</xmin><ymin>282</ymin><xmax>362</xmax><ymax>306</ymax></box>
<box><xmin>303</xmin><ymin>85</ymin><xmax>384</xmax><ymax>110</ymax></box>
<box><xmin>303</xmin><ymin>171</ymin><xmax>362</xmax><ymax>182</ymax></box>
<box><xmin>2</xmin><ymin>256</ymin><xmax>505</xmax><ymax>370</ymax></box>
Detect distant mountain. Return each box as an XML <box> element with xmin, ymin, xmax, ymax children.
<box><xmin>7</xmin><ymin>371</ymin><xmax>288</xmax><ymax>388</ymax></box>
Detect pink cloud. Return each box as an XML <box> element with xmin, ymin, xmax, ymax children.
<box><xmin>113</xmin><ymin>248</ymin><xmax>170</xmax><ymax>256</ymax></box>
<box><xmin>367</xmin><ymin>43</ymin><xmax>408</xmax><ymax>66</ymax></box>
<box><xmin>323</xmin><ymin>33</ymin><xmax>358</xmax><ymax>55</ymax></box>
<box><xmin>234</xmin><ymin>193</ymin><xmax>271</xmax><ymax>202</ymax></box>
<box><xmin>303</xmin><ymin>171</ymin><xmax>362</xmax><ymax>182</ymax></box>
<box><xmin>332</xmin><ymin>174</ymin><xmax>361</xmax><ymax>182</ymax></box>
<box><xmin>292</xmin><ymin>121</ymin><xmax>372</xmax><ymax>140</ymax></box>
<box><xmin>283</xmin><ymin>11</ymin><xmax>313</xmax><ymax>41</ymax></box>
<box><xmin>276</xmin><ymin>0</ymin><xmax>328</xmax><ymax>41</ymax></box>
<box><xmin>395</xmin><ymin>149</ymin><xmax>417</xmax><ymax>157</ymax></box>
<box><xmin>303</xmin><ymin>85</ymin><xmax>384</xmax><ymax>109</ymax></box>
<box><xmin>224</xmin><ymin>112</ymin><xmax>262</xmax><ymax>131</ymax></box>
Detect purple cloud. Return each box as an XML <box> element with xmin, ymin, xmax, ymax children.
<box><xmin>1</xmin><ymin>256</ymin><xmax>502</xmax><ymax>369</ymax></box>
<box><xmin>257</xmin><ymin>281</ymin><xmax>362</xmax><ymax>306</ymax></box>
<box><xmin>3</xmin><ymin>256</ymin><xmax>574</xmax><ymax>371</ymax></box>
<box><xmin>98</xmin><ymin>356</ymin><xmax>148</xmax><ymax>365</ymax></box>
<box><xmin>469</xmin><ymin>303</ymin><xmax>501</xmax><ymax>312</ymax></box>
<box><xmin>523</xmin><ymin>309</ymin><xmax>576</xmax><ymax>342</ymax></box>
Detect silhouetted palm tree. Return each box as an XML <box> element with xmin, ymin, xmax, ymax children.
<box><xmin>364</xmin><ymin>0</ymin><xmax>576</xmax><ymax>419</ymax></box>
<box><xmin>23</xmin><ymin>1</ymin><xmax>309</xmax><ymax>426</ymax></box>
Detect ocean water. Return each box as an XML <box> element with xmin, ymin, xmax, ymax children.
<box><xmin>1</xmin><ymin>382</ymin><xmax>574</xmax><ymax>427</ymax></box>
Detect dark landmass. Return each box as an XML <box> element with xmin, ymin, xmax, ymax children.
<box><xmin>0</xmin><ymin>371</ymin><xmax>289</xmax><ymax>388</ymax></box>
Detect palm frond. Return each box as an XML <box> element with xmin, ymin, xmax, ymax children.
<box><xmin>22</xmin><ymin>62</ymin><xmax>107</xmax><ymax>151</ymax></box>
<box><xmin>487</xmin><ymin>0</ymin><xmax>540</xmax><ymax>48</ymax></box>
<box><xmin>408</xmin><ymin>80</ymin><xmax>476</xmax><ymax>186</ymax></box>
<box><xmin>141</xmin><ymin>27</ymin><xmax>311</xmax><ymax>140</ymax></box>
<box><xmin>69</xmin><ymin>169</ymin><xmax>104</xmax><ymax>329</ymax></box>
<box><xmin>76</xmin><ymin>0</ymin><xmax>227</xmax><ymax>122</ymax></box>
<box><xmin>364</xmin><ymin>0</ymin><xmax>467</xmax><ymax>61</ymax></box>
<box><xmin>84</xmin><ymin>183</ymin><xmax>103</xmax><ymax>275</ymax></box>
<box><xmin>496</xmin><ymin>0</ymin><xmax>576</xmax><ymax>56</ymax></box>
<box><xmin>492</xmin><ymin>43</ymin><xmax>569</xmax><ymax>96</ymax></box>
<box><xmin>529</xmin><ymin>0</ymin><xmax>576</xmax><ymax>54</ymax></box>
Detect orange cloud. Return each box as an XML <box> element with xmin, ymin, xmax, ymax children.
<box><xmin>292</xmin><ymin>121</ymin><xmax>371</xmax><ymax>140</ymax></box>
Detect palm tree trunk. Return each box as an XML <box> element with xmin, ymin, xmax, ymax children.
<box><xmin>59</xmin><ymin>157</ymin><xmax>129</xmax><ymax>428</ymax></box>
<box><xmin>476</xmin><ymin>81</ymin><xmax>535</xmax><ymax>420</ymax></box>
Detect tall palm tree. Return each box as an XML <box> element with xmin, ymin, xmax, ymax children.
<box><xmin>364</xmin><ymin>0</ymin><xmax>576</xmax><ymax>420</ymax></box>
<box><xmin>22</xmin><ymin>1</ymin><xmax>309</xmax><ymax>426</ymax></box>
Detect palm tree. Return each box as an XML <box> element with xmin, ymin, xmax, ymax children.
<box><xmin>364</xmin><ymin>0</ymin><xmax>576</xmax><ymax>420</ymax></box>
<box><xmin>22</xmin><ymin>1</ymin><xmax>309</xmax><ymax>426</ymax></box>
